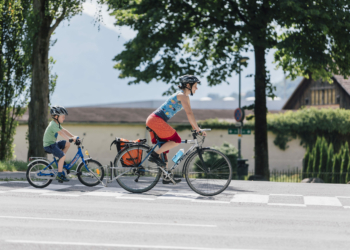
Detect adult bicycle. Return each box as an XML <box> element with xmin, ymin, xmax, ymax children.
<box><xmin>105</xmin><ymin>128</ymin><xmax>232</xmax><ymax>196</ymax></box>
<box><xmin>26</xmin><ymin>138</ymin><xmax>104</xmax><ymax>188</ymax></box>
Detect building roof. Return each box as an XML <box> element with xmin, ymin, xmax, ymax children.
<box><xmin>18</xmin><ymin>107</ymin><xmax>287</xmax><ymax>125</ymax></box>
<box><xmin>333</xmin><ymin>75</ymin><xmax>350</xmax><ymax>96</ymax></box>
<box><xmin>283</xmin><ymin>74</ymin><xmax>350</xmax><ymax>110</ymax></box>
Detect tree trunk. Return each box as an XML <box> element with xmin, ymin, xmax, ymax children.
<box><xmin>254</xmin><ymin>45</ymin><xmax>269</xmax><ymax>180</ymax></box>
<box><xmin>27</xmin><ymin>0</ymin><xmax>51</xmax><ymax>158</ymax></box>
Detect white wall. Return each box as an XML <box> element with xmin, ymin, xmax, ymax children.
<box><xmin>13</xmin><ymin>124</ymin><xmax>305</xmax><ymax>171</ymax></box>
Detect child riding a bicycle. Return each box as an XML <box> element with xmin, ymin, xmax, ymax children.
<box><xmin>146</xmin><ymin>75</ymin><xmax>207</xmax><ymax>184</ymax></box>
<box><xmin>43</xmin><ymin>106</ymin><xmax>78</xmax><ymax>183</ymax></box>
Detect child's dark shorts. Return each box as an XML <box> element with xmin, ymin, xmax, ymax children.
<box><xmin>44</xmin><ymin>140</ymin><xmax>66</xmax><ymax>159</ymax></box>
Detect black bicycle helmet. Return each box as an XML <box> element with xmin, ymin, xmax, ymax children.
<box><xmin>179</xmin><ymin>75</ymin><xmax>200</xmax><ymax>96</ymax></box>
<box><xmin>50</xmin><ymin>106</ymin><xmax>68</xmax><ymax>116</ymax></box>
<box><xmin>50</xmin><ymin>106</ymin><xmax>68</xmax><ymax>128</ymax></box>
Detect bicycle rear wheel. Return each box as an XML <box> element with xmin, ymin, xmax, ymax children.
<box><xmin>26</xmin><ymin>160</ymin><xmax>54</xmax><ymax>188</ymax></box>
<box><xmin>114</xmin><ymin>145</ymin><xmax>161</xmax><ymax>193</ymax></box>
<box><xmin>184</xmin><ymin>148</ymin><xmax>232</xmax><ymax>196</ymax></box>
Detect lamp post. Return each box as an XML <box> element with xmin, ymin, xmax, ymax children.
<box><xmin>238</xmin><ymin>56</ymin><xmax>249</xmax><ymax>159</ymax></box>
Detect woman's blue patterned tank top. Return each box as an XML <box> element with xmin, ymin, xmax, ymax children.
<box><xmin>153</xmin><ymin>91</ymin><xmax>183</xmax><ymax>122</ymax></box>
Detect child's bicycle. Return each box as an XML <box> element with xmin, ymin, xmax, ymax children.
<box><xmin>104</xmin><ymin>128</ymin><xmax>232</xmax><ymax>196</ymax></box>
<box><xmin>26</xmin><ymin>138</ymin><xmax>105</xmax><ymax>188</ymax></box>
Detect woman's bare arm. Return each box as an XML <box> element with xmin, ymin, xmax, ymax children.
<box><xmin>178</xmin><ymin>94</ymin><xmax>207</xmax><ymax>136</ymax></box>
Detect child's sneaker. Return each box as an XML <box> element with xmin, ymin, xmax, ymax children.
<box><xmin>56</xmin><ymin>172</ymin><xmax>69</xmax><ymax>183</ymax></box>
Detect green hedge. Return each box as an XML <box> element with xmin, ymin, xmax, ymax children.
<box><xmin>175</xmin><ymin>108</ymin><xmax>350</xmax><ymax>151</ymax></box>
<box><xmin>303</xmin><ymin>137</ymin><xmax>350</xmax><ymax>183</ymax></box>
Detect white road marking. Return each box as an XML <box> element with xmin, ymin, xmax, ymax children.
<box><xmin>270</xmin><ymin>194</ymin><xmax>303</xmax><ymax>197</ymax></box>
<box><xmin>10</xmin><ymin>185</ymin><xmax>71</xmax><ymax>193</ymax></box>
<box><xmin>336</xmin><ymin>196</ymin><xmax>350</xmax><ymax>199</ymax></box>
<box><xmin>6</xmin><ymin>240</ymin><xmax>257</xmax><ymax>250</ymax></box>
<box><xmin>344</xmin><ymin>206</ymin><xmax>350</xmax><ymax>209</ymax></box>
<box><xmin>267</xmin><ymin>203</ymin><xmax>306</xmax><ymax>207</ymax></box>
<box><xmin>0</xmin><ymin>216</ymin><xmax>216</xmax><ymax>228</ymax></box>
<box><xmin>84</xmin><ymin>191</ymin><xmax>125</xmax><ymax>197</ymax></box>
<box><xmin>116</xmin><ymin>196</ymin><xmax>155</xmax><ymax>201</ymax></box>
<box><xmin>158</xmin><ymin>191</ymin><xmax>199</xmax><ymax>200</ymax></box>
<box><xmin>192</xmin><ymin>199</ymin><xmax>230</xmax><ymax>204</ymax></box>
<box><xmin>74</xmin><ymin>184</ymin><xmax>105</xmax><ymax>188</ymax></box>
<box><xmin>0</xmin><ymin>181</ymin><xmax>27</xmax><ymax>184</ymax></box>
<box><xmin>41</xmin><ymin>193</ymin><xmax>80</xmax><ymax>197</ymax></box>
<box><xmin>304</xmin><ymin>196</ymin><xmax>342</xmax><ymax>206</ymax></box>
<box><xmin>230</xmin><ymin>194</ymin><xmax>269</xmax><ymax>204</ymax></box>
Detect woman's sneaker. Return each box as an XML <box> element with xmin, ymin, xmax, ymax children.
<box><xmin>148</xmin><ymin>152</ymin><xmax>166</xmax><ymax>167</ymax></box>
<box><xmin>56</xmin><ymin>172</ymin><xmax>69</xmax><ymax>183</ymax></box>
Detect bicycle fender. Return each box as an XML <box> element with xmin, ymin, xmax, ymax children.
<box><xmin>27</xmin><ymin>159</ymin><xmax>51</xmax><ymax>168</ymax></box>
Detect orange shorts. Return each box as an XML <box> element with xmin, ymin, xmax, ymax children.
<box><xmin>146</xmin><ymin>114</ymin><xmax>181</xmax><ymax>146</ymax></box>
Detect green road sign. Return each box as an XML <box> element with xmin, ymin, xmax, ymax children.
<box><xmin>228</xmin><ymin>128</ymin><xmax>251</xmax><ymax>135</ymax></box>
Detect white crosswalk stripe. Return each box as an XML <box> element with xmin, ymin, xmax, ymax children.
<box><xmin>230</xmin><ymin>194</ymin><xmax>269</xmax><ymax>203</ymax></box>
<box><xmin>303</xmin><ymin>196</ymin><xmax>342</xmax><ymax>206</ymax></box>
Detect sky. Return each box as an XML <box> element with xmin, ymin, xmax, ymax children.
<box><xmin>49</xmin><ymin>1</ymin><xmax>285</xmax><ymax>107</ymax></box>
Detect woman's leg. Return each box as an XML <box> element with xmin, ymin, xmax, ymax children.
<box><xmin>155</xmin><ymin>141</ymin><xmax>180</xmax><ymax>155</ymax></box>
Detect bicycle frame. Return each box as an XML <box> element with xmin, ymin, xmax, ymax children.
<box><xmin>106</xmin><ymin>129</ymin><xmax>211</xmax><ymax>187</ymax></box>
<box><xmin>36</xmin><ymin>146</ymin><xmax>89</xmax><ymax>177</ymax></box>
<box><xmin>108</xmin><ymin>138</ymin><xmax>199</xmax><ymax>182</ymax></box>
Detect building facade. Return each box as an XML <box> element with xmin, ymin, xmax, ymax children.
<box><xmin>283</xmin><ymin>75</ymin><xmax>350</xmax><ymax>110</ymax></box>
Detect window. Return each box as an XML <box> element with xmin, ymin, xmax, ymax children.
<box><xmin>336</xmin><ymin>95</ymin><xmax>340</xmax><ymax>104</ymax></box>
<box><xmin>305</xmin><ymin>98</ymin><xmax>309</xmax><ymax>105</ymax></box>
<box><xmin>325</xmin><ymin>90</ymin><xmax>328</xmax><ymax>104</ymax></box>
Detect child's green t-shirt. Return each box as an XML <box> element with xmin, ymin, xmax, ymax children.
<box><xmin>43</xmin><ymin>121</ymin><xmax>62</xmax><ymax>147</ymax></box>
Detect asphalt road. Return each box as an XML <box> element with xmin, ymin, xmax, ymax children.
<box><xmin>0</xmin><ymin>178</ymin><xmax>350</xmax><ymax>250</ymax></box>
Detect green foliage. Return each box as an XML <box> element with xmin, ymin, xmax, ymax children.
<box><xmin>194</xmin><ymin>142</ymin><xmax>238</xmax><ymax>178</ymax></box>
<box><xmin>332</xmin><ymin>152</ymin><xmax>342</xmax><ymax>183</ymax></box>
<box><xmin>340</xmin><ymin>142</ymin><xmax>349</xmax><ymax>183</ymax></box>
<box><xmin>319</xmin><ymin>138</ymin><xmax>328</xmax><ymax>180</ymax></box>
<box><xmin>247</xmin><ymin>108</ymin><xmax>350</xmax><ymax>151</ymax></box>
<box><xmin>307</xmin><ymin>150</ymin><xmax>314</xmax><ymax>178</ymax></box>
<box><xmin>302</xmin><ymin>136</ymin><xmax>350</xmax><ymax>184</ymax></box>
<box><xmin>326</xmin><ymin>143</ymin><xmax>334</xmax><ymax>183</ymax></box>
<box><xmin>312</xmin><ymin>138</ymin><xmax>321</xmax><ymax>174</ymax></box>
<box><xmin>0</xmin><ymin>160</ymin><xmax>28</xmax><ymax>172</ymax></box>
<box><xmin>302</xmin><ymin>147</ymin><xmax>309</xmax><ymax>179</ymax></box>
<box><xmin>0</xmin><ymin>0</ymin><xmax>31</xmax><ymax>160</ymax></box>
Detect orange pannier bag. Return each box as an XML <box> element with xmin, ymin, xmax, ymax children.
<box><xmin>110</xmin><ymin>138</ymin><xmax>147</xmax><ymax>167</ymax></box>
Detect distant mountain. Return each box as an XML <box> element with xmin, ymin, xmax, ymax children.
<box><xmin>273</xmin><ymin>76</ymin><xmax>303</xmax><ymax>100</ymax></box>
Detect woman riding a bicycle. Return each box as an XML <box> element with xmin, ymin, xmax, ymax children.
<box><xmin>146</xmin><ymin>75</ymin><xmax>207</xmax><ymax>183</ymax></box>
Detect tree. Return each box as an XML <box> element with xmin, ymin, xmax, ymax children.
<box><xmin>0</xmin><ymin>0</ymin><xmax>31</xmax><ymax>160</ymax></box>
<box><xmin>109</xmin><ymin>0</ymin><xmax>350</xmax><ymax>180</ymax></box>
<box><xmin>312</xmin><ymin>138</ymin><xmax>321</xmax><ymax>175</ymax></box>
<box><xmin>27</xmin><ymin>0</ymin><xmax>84</xmax><ymax>158</ymax></box>
<box><xmin>332</xmin><ymin>149</ymin><xmax>342</xmax><ymax>183</ymax></box>
<box><xmin>340</xmin><ymin>142</ymin><xmax>349</xmax><ymax>183</ymax></box>
<box><xmin>302</xmin><ymin>147</ymin><xmax>309</xmax><ymax>179</ymax></box>
<box><xmin>27</xmin><ymin>0</ymin><xmax>127</xmax><ymax>158</ymax></box>
<box><xmin>326</xmin><ymin>143</ymin><xmax>334</xmax><ymax>183</ymax></box>
<box><xmin>319</xmin><ymin>138</ymin><xmax>328</xmax><ymax>181</ymax></box>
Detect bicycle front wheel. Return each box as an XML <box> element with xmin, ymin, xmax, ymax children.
<box><xmin>184</xmin><ymin>148</ymin><xmax>232</xmax><ymax>196</ymax></box>
<box><xmin>114</xmin><ymin>145</ymin><xmax>162</xmax><ymax>193</ymax></box>
<box><xmin>77</xmin><ymin>159</ymin><xmax>104</xmax><ymax>187</ymax></box>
